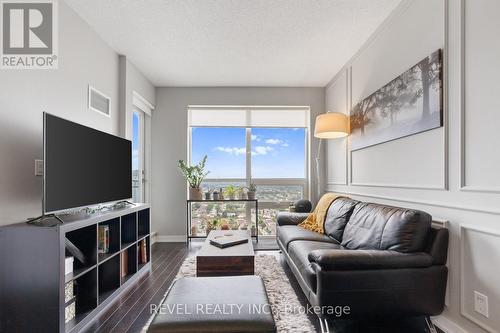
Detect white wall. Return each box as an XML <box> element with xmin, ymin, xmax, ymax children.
<box><xmin>0</xmin><ymin>1</ymin><xmax>119</xmax><ymax>225</ymax></box>
<box><xmin>119</xmin><ymin>57</ymin><xmax>156</xmax><ymax>140</ymax></box>
<box><xmin>325</xmin><ymin>1</ymin><xmax>500</xmax><ymax>332</ymax></box>
<box><xmin>0</xmin><ymin>1</ymin><xmax>154</xmax><ymax>226</ymax></box>
<box><xmin>152</xmin><ymin>87</ymin><xmax>325</xmax><ymax>240</ymax></box>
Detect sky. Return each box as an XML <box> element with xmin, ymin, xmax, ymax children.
<box><xmin>191</xmin><ymin>127</ymin><xmax>306</xmax><ymax>179</ymax></box>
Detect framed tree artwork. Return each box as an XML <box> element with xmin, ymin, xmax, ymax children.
<box><xmin>350</xmin><ymin>49</ymin><xmax>443</xmax><ymax>151</ymax></box>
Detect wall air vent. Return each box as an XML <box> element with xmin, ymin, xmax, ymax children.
<box><xmin>88</xmin><ymin>85</ymin><xmax>111</xmax><ymax>117</ymax></box>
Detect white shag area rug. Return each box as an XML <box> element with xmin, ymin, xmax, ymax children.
<box><xmin>143</xmin><ymin>254</ymin><xmax>317</xmax><ymax>333</ymax></box>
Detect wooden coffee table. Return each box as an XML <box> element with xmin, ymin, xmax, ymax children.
<box><xmin>196</xmin><ymin>230</ymin><xmax>255</xmax><ymax>277</ymax></box>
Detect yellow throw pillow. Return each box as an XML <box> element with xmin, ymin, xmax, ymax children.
<box><xmin>298</xmin><ymin>193</ymin><xmax>343</xmax><ymax>234</ymax></box>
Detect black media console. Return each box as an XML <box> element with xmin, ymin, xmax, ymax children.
<box><xmin>0</xmin><ymin>203</ymin><xmax>151</xmax><ymax>333</ymax></box>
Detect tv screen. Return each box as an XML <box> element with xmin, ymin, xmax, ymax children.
<box><xmin>44</xmin><ymin>113</ymin><xmax>132</xmax><ymax>213</ymax></box>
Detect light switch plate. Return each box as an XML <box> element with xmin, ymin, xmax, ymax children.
<box><xmin>474</xmin><ymin>291</ymin><xmax>489</xmax><ymax>318</ymax></box>
<box><xmin>35</xmin><ymin>160</ymin><xmax>43</xmax><ymax>176</ymax></box>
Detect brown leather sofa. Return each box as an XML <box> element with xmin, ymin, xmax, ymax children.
<box><xmin>277</xmin><ymin>198</ymin><xmax>448</xmax><ymax>321</ymax></box>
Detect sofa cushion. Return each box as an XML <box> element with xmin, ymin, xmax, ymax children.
<box><xmin>277</xmin><ymin>225</ymin><xmax>335</xmax><ymax>251</ymax></box>
<box><xmin>323</xmin><ymin>198</ymin><xmax>359</xmax><ymax>243</ymax></box>
<box><xmin>341</xmin><ymin>202</ymin><xmax>431</xmax><ymax>253</ymax></box>
<box><xmin>288</xmin><ymin>241</ymin><xmax>343</xmax><ymax>292</ymax></box>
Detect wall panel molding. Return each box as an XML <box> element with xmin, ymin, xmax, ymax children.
<box><xmin>348</xmin><ymin>180</ymin><xmax>447</xmax><ymax>191</ymax></box>
<box><xmin>346</xmin><ymin>0</ymin><xmax>449</xmax><ymax>191</ymax></box>
<box><xmin>459</xmin><ymin>0</ymin><xmax>500</xmax><ymax>193</ymax></box>
<box><xmin>460</xmin><ymin>225</ymin><xmax>500</xmax><ymax>333</ymax></box>
<box><xmin>327</xmin><ymin>189</ymin><xmax>500</xmax><ymax>216</ymax></box>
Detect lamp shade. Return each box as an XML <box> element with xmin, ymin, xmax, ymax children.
<box><xmin>314</xmin><ymin>112</ymin><xmax>349</xmax><ymax>139</ymax></box>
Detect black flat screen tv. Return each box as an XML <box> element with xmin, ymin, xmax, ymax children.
<box><xmin>43</xmin><ymin>113</ymin><xmax>132</xmax><ymax>213</ymax></box>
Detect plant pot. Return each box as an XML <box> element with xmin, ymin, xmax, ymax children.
<box><xmin>239</xmin><ymin>192</ymin><xmax>247</xmax><ymax>200</ymax></box>
<box><xmin>204</xmin><ymin>192</ymin><xmax>211</xmax><ymax>200</ymax></box>
<box><xmin>247</xmin><ymin>191</ymin><xmax>256</xmax><ymax>200</ymax></box>
<box><xmin>229</xmin><ymin>194</ymin><xmax>235</xmax><ymax>200</ymax></box>
<box><xmin>191</xmin><ymin>225</ymin><xmax>198</xmax><ymax>236</ymax></box>
<box><xmin>189</xmin><ymin>188</ymin><xmax>202</xmax><ymax>200</ymax></box>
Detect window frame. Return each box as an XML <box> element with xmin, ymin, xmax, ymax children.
<box><xmin>188</xmin><ymin>127</ymin><xmax>310</xmax><ymax>204</ymax></box>
<box><xmin>132</xmin><ymin>109</ymin><xmax>145</xmax><ymax>203</ymax></box>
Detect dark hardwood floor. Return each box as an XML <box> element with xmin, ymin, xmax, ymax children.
<box><xmin>82</xmin><ymin>242</ymin><xmax>190</xmax><ymax>333</ymax></box>
<box><xmin>83</xmin><ymin>241</ymin><xmax>442</xmax><ymax>333</ymax></box>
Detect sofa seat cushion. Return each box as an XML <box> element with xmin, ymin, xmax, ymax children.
<box><xmin>277</xmin><ymin>225</ymin><xmax>335</xmax><ymax>251</ymax></box>
<box><xmin>324</xmin><ymin>197</ymin><xmax>359</xmax><ymax>243</ymax></box>
<box><xmin>341</xmin><ymin>202</ymin><xmax>431</xmax><ymax>253</ymax></box>
<box><xmin>287</xmin><ymin>241</ymin><xmax>343</xmax><ymax>293</ymax></box>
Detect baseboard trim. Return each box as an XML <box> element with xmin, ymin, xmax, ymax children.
<box><xmin>150</xmin><ymin>231</ymin><xmax>158</xmax><ymax>244</ymax></box>
<box><xmin>432</xmin><ymin>315</ymin><xmax>469</xmax><ymax>333</ymax></box>
<box><xmin>156</xmin><ymin>235</ymin><xmax>186</xmax><ymax>243</ymax></box>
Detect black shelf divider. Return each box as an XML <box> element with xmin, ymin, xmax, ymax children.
<box><xmin>121</xmin><ymin>241</ymin><xmax>136</xmax><ymax>251</ymax></box>
<box><xmin>98</xmin><ymin>255</ymin><xmax>120</xmax><ymax>304</ymax></box>
<box><xmin>121</xmin><ymin>213</ymin><xmax>137</xmax><ymax>247</ymax></box>
<box><xmin>66</xmin><ymin>224</ymin><xmax>97</xmax><ymax>271</ymax></box>
<box><xmin>138</xmin><ymin>209</ymin><xmax>150</xmax><ymax>237</ymax></box>
<box><xmin>74</xmin><ymin>268</ymin><xmax>97</xmax><ymax>318</ymax></box>
<box><xmin>98</xmin><ymin>251</ymin><xmax>121</xmax><ymax>265</ymax></box>
<box><xmin>65</xmin><ymin>265</ymin><xmax>97</xmax><ymax>284</ymax></box>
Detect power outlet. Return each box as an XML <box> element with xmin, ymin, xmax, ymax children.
<box><xmin>474</xmin><ymin>291</ymin><xmax>489</xmax><ymax>318</ymax></box>
<box><xmin>35</xmin><ymin>160</ymin><xmax>43</xmax><ymax>176</ymax></box>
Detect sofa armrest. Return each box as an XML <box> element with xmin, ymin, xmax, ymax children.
<box><xmin>276</xmin><ymin>212</ymin><xmax>310</xmax><ymax>226</ymax></box>
<box><xmin>308</xmin><ymin>249</ymin><xmax>433</xmax><ymax>270</ymax></box>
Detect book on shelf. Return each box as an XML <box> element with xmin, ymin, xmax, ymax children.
<box><xmin>98</xmin><ymin>225</ymin><xmax>110</xmax><ymax>254</ymax></box>
<box><xmin>121</xmin><ymin>251</ymin><xmax>128</xmax><ymax>278</ymax></box>
<box><xmin>139</xmin><ymin>239</ymin><xmax>147</xmax><ymax>264</ymax></box>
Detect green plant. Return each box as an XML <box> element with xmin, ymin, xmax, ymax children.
<box><xmin>224</xmin><ymin>185</ymin><xmax>237</xmax><ymax>196</ymax></box>
<box><xmin>177</xmin><ymin>155</ymin><xmax>209</xmax><ymax>189</ymax></box>
<box><xmin>247</xmin><ymin>181</ymin><xmax>257</xmax><ymax>192</ymax></box>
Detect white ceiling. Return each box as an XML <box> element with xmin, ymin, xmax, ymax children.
<box><xmin>65</xmin><ymin>0</ymin><xmax>402</xmax><ymax>87</ymax></box>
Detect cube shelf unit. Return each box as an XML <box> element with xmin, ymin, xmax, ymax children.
<box><xmin>0</xmin><ymin>204</ymin><xmax>151</xmax><ymax>333</ymax></box>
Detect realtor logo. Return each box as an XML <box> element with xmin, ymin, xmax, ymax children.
<box><xmin>1</xmin><ymin>0</ymin><xmax>58</xmax><ymax>69</ymax></box>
